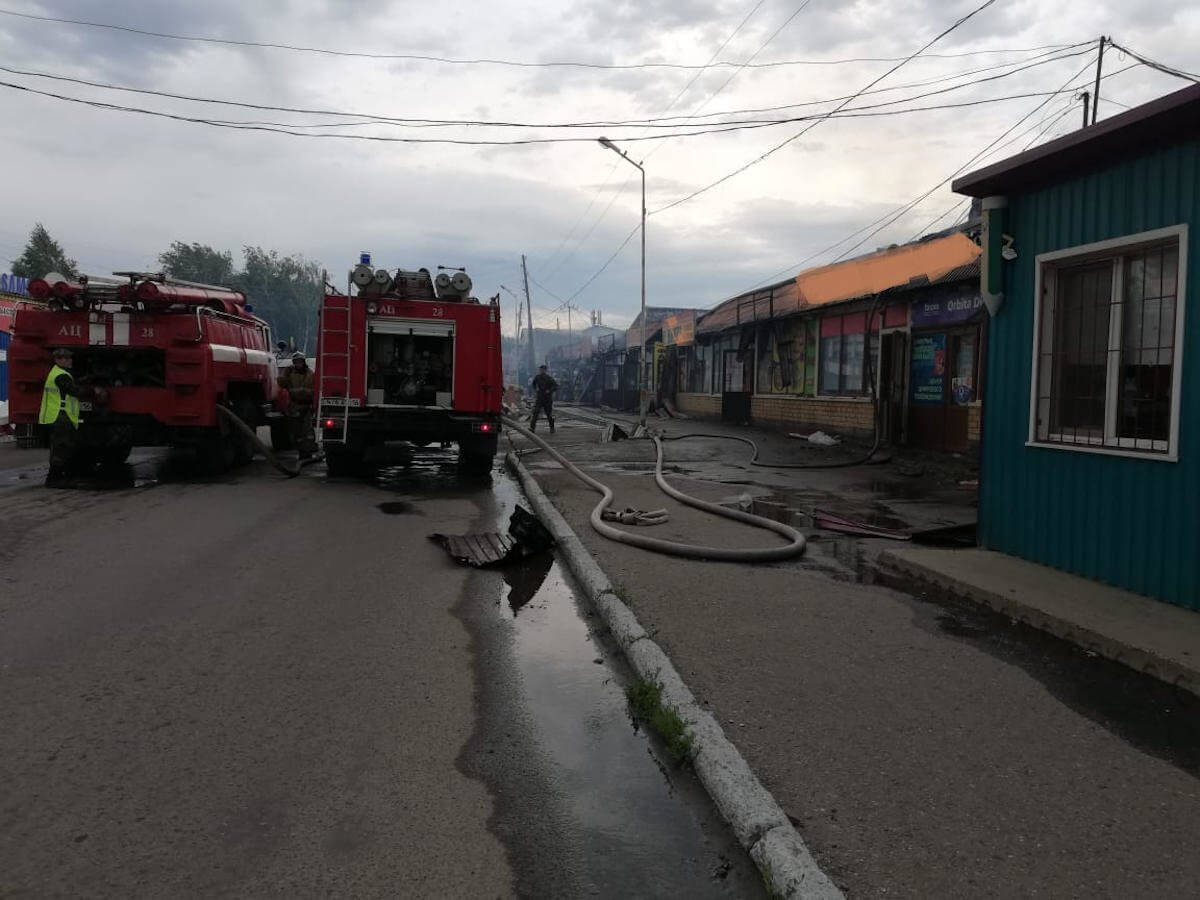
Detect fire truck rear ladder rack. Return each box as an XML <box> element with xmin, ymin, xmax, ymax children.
<box><xmin>317</xmin><ymin>301</ymin><xmax>352</xmax><ymax>445</ymax></box>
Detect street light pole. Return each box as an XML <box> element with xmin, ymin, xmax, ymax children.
<box><xmin>598</xmin><ymin>136</ymin><xmax>647</xmax><ymax>427</ymax></box>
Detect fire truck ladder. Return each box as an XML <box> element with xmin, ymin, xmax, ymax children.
<box><xmin>317</xmin><ymin>301</ymin><xmax>352</xmax><ymax>445</ymax></box>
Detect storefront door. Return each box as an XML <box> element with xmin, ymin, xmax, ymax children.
<box><xmin>908</xmin><ymin>327</ymin><xmax>977</xmax><ymax>451</ymax></box>
<box><xmin>721</xmin><ymin>349</ymin><xmax>752</xmax><ymax>424</ymax></box>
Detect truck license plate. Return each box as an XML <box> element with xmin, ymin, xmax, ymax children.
<box><xmin>323</xmin><ymin>397</ymin><xmax>361</xmax><ymax>407</ymax></box>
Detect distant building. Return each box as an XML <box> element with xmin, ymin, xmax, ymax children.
<box><xmin>954</xmin><ymin>83</ymin><xmax>1200</xmax><ymax>609</ymax></box>
<box><xmin>671</xmin><ymin>231</ymin><xmax>984</xmax><ymax>450</ymax></box>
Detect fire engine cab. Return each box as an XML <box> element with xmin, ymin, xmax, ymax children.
<box><xmin>316</xmin><ymin>254</ymin><xmax>502</xmax><ymax>476</ymax></box>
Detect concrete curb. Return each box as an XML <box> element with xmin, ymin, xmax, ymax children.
<box><xmin>878</xmin><ymin>550</ymin><xmax>1200</xmax><ymax>699</ymax></box>
<box><xmin>506</xmin><ymin>451</ymin><xmax>843</xmax><ymax>900</ymax></box>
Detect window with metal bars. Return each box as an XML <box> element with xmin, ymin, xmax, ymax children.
<box><xmin>1032</xmin><ymin>227</ymin><xmax>1186</xmax><ymax>458</ymax></box>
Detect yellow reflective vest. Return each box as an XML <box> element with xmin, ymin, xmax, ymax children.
<box><xmin>39</xmin><ymin>364</ymin><xmax>81</xmax><ymax>428</ymax></box>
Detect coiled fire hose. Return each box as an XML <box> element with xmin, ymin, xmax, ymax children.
<box><xmin>502</xmin><ymin>416</ymin><xmax>805</xmax><ymax>562</ymax></box>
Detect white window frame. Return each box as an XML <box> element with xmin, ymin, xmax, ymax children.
<box><xmin>1028</xmin><ymin>224</ymin><xmax>1188</xmax><ymax>462</ymax></box>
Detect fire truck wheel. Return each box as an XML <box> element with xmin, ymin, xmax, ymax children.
<box><xmin>458</xmin><ymin>435</ymin><xmax>498</xmax><ymax>476</ymax></box>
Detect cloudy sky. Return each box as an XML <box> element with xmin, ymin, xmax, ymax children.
<box><xmin>0</xmin><ymin>0</ymin><xmax>1197</xmax><ymax>335</ymax></box>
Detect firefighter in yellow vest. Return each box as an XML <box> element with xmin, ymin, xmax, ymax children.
<box><xmin>39</xmin><ymin>348</ymin><xmax>106</xmax><ymax>485</ymax></box>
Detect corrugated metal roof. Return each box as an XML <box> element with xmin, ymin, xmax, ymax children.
<box><xmin>696</xmin><ymin>278</ymin><xmax>797</xmax><ymax>336</ymax></box>
<box><xmin>954</xmin><ymin>83</ymin><xmax>1200</xmax><ymax>197</ymax></box>
<box><xmin>626</xmin><ymin>306</ymin><xmax>703</xmax><ymax>347</ymax></box>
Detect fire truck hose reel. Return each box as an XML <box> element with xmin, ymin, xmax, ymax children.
<box><xmin>216</xmin><ymin>404</ymin><xmax>309</xmax><ymax>479</ymax></box>
<box><xmin>502</xmin><ymin>417</ymin><xmax>805</xmax><ymax>562</ymax></box>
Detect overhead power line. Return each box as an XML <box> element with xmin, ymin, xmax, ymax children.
<box><xmin>0</xmin><ymin>44</ymin><xmax>1094</xmax><ymax>134</ymax></box>
<box><xmin>644</xmin><ymin>0</ymin><xmax>815</xmax><ymax>164</ymax></box>
<box><xmin>0</xmin><ymin>67</ymin><xmax>1107</xmax><ymax>147</ymax></box>
<box><xmin>538</xmin><ymin>0</ymin><xmax>809</xmax><ymax>295</ymax></box>
<box><xmin>566</xmin><ymin>224</ymin><xmax>642</xmax><ymax>304</ymax></box>
<box><xmin>664</xmin><ymin>42</ymin><xmax>1093</xmax><ymax>123</ymax></box>
<box><xmin>1106</xmin><ymin>40</ymin><xmax>1200</xmax><ymax>83</ymax></box>
<box><xmin>825</xmin><ymin>57</ymin><xmax>1107</xmax><ymax>268</ymax></box>
<box><xmin>536</xmin><ymin>0</ymin><xmax>767</xmax><ymax>282</ymax></box>
<box><xmin>0</xmin><ymin>8</ymin><xmax>1076</xmax><ymax>72</ymax></box>
<box><xmin>743</xmin><ymin>54</ymin><xmax>1111</xmax><ymax>290</ymax></box>
<box><xmin>650</xmin><ymin>0</ymin><xmax>1004</xmax><ymax>215</ymax></box>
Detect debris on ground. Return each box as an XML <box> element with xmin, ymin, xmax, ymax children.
<box><xmin>789</xmin><ymin>430</ymin><xmax>841</xmax><ymax>446</ymax></box>
<box><xmin>601</xmin><ymin>423</ymin><xmax>630</xmax><ymax>443</ymax></box>
<box><xmin>430</xmin><ymin>505</ymin><xmax>555</xmax><ymax>568</ymax></box>
<box><xmin>813</xmin><ymin>509</ymin><xmax>911</xmax><ymax>540</ymax></box>
<box><xmin>600</xmin><ymin>507</ymin><xmax>670</xmax><ymax>526</ymax></box>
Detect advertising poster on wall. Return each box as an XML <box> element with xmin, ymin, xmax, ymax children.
<box><xmin>911</xmin><ymin>333</ymin><xmax>947</xmax><ymax>404</ymax></box>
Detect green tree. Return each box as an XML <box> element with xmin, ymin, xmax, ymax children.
<box><xmin>157</xmin><ymin>242</ymin><xmax>236</xmax><ymax>286</ymax></box>
<box><xmin>157</xmin><ymin>242</ymin><xmax>324</xmax><ymax>352</ymax></box>
<box><xmin>11</xmin><ymin>223</ymin><xmax>78</xmax><ymax>279</ymax></box>
<box><xmin>237</xmin><ymin>247</ymin><xmax>323</xmax><ymax>353</ymax></box>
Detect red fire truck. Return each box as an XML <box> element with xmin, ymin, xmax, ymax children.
<box><xmin>7</xmin><ymin>272</ymin><xmax>280</xmax><ymax>470</ymax></box>
<box><xmin>315</xmin><ymin>255</ymin><xmax>502</xmax><ymax>476</ymax></box>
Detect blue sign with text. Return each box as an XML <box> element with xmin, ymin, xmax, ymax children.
<box><xmin>910</xmin><ymin>290</ymin><xmax>981</xmax><ymax>328</ymax></box>
<box><xmin>0</xmin><ymin>273</ymin><xmax>30</xmax><ymax>296</ymax></box>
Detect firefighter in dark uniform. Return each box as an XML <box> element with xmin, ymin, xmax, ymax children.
<box><xmin>39</xmin><ymin>347</ymin><xmax>106</xmax><ymax>486</ymax></box>
<box><xmin>529</xmin><ymin>364</ymin><xmax>557</xmax><ymax>433</ymax></box>
<box><xmin>277</xmin><ymin>352</ymin><xmax>317</xmax><ymax>460</ymax></box>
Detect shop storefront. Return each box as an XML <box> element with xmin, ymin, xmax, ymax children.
<box><xmin>1</xmin><ymin>274</ymin><xmax>32</xmax><ymax>429</ymax></box>
<box><xmin>907</xmin><ymin>285</ymin><xmax>985</xmax><ymax>451</ymax></box>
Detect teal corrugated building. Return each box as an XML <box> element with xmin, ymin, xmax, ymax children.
<box><xmin>954</xmin><ymin>85</ymin><xmax>1200</xmax><ymax>610</ymax></box>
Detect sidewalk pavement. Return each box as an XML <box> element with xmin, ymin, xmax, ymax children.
<box><xmin>879</xmin><ymin>546</ymin><xmax>1200</xmax><ymax>698</ymax></box>
<box><xmin>506</xmin><ymin>411</ymin><xmax>1200</xmax><ymax>899</ymax></box>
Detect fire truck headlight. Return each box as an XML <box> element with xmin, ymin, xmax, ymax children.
<box><xmin>73</xmin><ymin>296</ymin><xmax>87</xmax><ymax>309</ymax></box>
<box><xmin>366</xmin><ymin>301</ymin><xmax>378</xmax><ymax>314</ymax></box>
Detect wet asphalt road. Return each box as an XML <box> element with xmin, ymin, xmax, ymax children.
<box><xmin>519</xmin><ymin>413</ymin><xmax>1200</xmax><ymax>899</ymax></box>
<box><xmin>0</xmin><ymin>445</ymin><xmax>760</xmax><ymax>898</ymax></box>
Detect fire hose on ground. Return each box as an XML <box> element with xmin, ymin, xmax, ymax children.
<box><xmin>502</xmin><ymin>416</ymin><xmax>806</xmax><ymax>562</ymax></box>
<box><xmin>216</xmin><ymin>405</ymin><xmax>322</xmax><ymax>479</ymax></box>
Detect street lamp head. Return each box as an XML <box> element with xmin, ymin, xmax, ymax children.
<box><xmin>597</xmin><ymin>136</ymin><xmax>618</xmax><ymax>151</ymax></box>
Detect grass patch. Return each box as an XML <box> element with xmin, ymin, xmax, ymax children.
<box><xmin>626</xmin><ymin>677</ymin><xmax>694</xmax><ymax>765</ymax></box>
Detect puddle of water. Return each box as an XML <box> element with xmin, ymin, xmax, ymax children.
<box><xmin>460</xmin><ymin>474</ymin><xmax>763</xmax><ymax>898</ymax></box>
<box><xmin>502</xmin><ymin>551</ymin><xmax>554</xmax><ymax>616</ymax></box>
<box><xmin>872</xmin><ymin>569</ymin><xmax>1200</xmax><ymax>776</ymax></box>
<box><xmin>373</xmin><ymin>445</ymin><xmax>493</xmax><ymax>494</ymax></box>
<box><xmin>862</xmin><ymin>479</ymin><xmax>937</xmax><ymax>501</ymax></box>
<box><xmin>500</xmin><ymin>558</ymin><xmax>762</xmax><ymax>897</ymax></box>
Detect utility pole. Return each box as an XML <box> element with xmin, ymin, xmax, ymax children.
<box><xmin>1080</xmin><ymin>90</ymin><xmax>1091</xmax><ymax>128</ymax></box>
<box><xmin>1091</xmin><ymin>36</ymin><xmax>1106</xmax><ymax>125</ymax></box>
<box><xmin>521</xmin><ymin>255</ymin><xmax>537</xmax><ymax>381</ymax></box>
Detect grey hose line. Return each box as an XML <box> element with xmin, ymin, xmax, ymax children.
<box><xmin>216</xmin><ymin>405</ymin><xmax>302</xmax><ymax>478</ymax></box>
<box><xmin>502</xmin><ymin>416</ymin><xmax>805</xmax><ymax>561</ymax></box>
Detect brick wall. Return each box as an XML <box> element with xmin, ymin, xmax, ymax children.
<box><xmin>675</xmin><ymin>392</ymin><xmax>721</xmax><ymax>417</ymax></box>
<box><xmin>751</xmin><ymin>395</ymin><xmax>875</xmax><ymax>437</ymax></box>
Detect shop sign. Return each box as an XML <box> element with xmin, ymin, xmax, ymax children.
<box><xmin>1</xmin><ymin>273</ymin><xmax>30</xmax><ymax>296</ymax></box>
<box><xmin>910</xmin><ymin>290</ymin><xmax>982</xmax><ymax>328</ymax></box>
<box><xmin>911</xmin><ymin>333</ymin><xmax>947</xmax><ymax>404</ymax></box>
<box><xmin>662</xmin><ymin>311</ymin><xmax>696</xmax><ymax>346</ymax></box>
